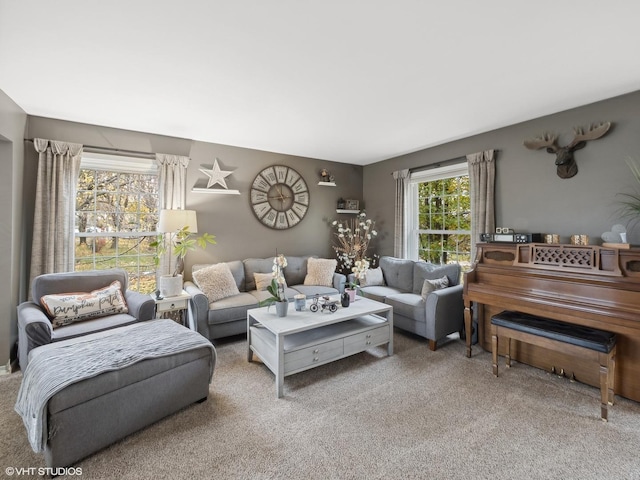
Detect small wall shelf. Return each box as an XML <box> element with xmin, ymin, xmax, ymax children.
<box><xmin>336</xmin><ymin>209</ymin><xmax>360</xmax><ymax>214</ymax></box>
<box><xmin>192</xmin><ymin>188</ymin><xmax>241</xmax><ymax>195</ymax></box>
<box><xmin>318</xmin><ymin>181</ymin><xmax>336</xmax><ymax>187</ymax></box>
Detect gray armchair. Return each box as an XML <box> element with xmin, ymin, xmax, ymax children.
<box><xmin>18</xmin><ymin>268</ymin><xmax>156</xmax><ymax>370</ymax></box>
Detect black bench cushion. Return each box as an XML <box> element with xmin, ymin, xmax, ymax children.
<box><xmin>491</xmin><ymin>311</ymin><xmax>616</xmax><ymax>354</ymax></box>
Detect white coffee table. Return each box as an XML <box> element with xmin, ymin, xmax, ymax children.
<box><xmin>247</xmin><ymin>296</ymin><xmax>393</xmax><ymax>397</ymax></box>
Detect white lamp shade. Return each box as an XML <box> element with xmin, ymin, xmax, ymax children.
<box><xmin>158</xmin><ymin>209</ymin><xmax>198</xmax><ymax>233</ymax></box>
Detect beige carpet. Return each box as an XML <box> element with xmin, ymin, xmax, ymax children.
<box><xmin>2</xmin><ymin>331</ymin><xmax>640</xmax><ymax>480</ymax></box>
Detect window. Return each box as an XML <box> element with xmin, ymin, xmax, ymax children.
<box><xmin>406</xmin><ymin>162</ymin><xmax>471</xmax><ymax>271</ymax></box>
<box><xmin>75</xmin><ymin>152</ymin><xmax>158</xmax><ymax>293</ymax></box>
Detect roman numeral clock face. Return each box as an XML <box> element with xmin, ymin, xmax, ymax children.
<box><xmin>250</xmin><ymin>165</ymin><xmax>309</xmax><ymax>229</ymax></box>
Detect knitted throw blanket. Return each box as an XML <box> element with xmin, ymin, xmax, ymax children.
<box><xmin>15</xmin><ymin>319</ymin><xmax>216</xmax><ymax>453</ymax></box>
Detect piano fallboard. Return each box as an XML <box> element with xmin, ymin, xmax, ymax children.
<box><xmin>463</xmin><ymin>243</ymin><xmax>640</xmax><ymax>402</ymax></box>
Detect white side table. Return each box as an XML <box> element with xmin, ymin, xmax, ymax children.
<box><xmin>151</xmin><ymin>290</ymin><xmax>192</xmax><ymax>328</ymax></box>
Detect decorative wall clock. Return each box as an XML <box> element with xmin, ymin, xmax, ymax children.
<box><xmin>250</xmin><ymin>165</ymin><xmax>309</xmax><ymax>229</ymax></box>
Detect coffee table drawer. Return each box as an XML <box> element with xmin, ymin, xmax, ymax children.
<box><xmin>285</xmin><ymin>338</ymin><xmax>344</xmax><ymax>373</ymax></box>
<box><xmin>344</xmin><ymin>325</ymin><xmax>390</xmax><ymax>356</ymax></box>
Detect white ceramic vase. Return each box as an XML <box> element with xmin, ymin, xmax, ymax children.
<box><xmin>159</xmin><ymin>274</ymin><xmax>183</xmax><ymax>297</ymax></box>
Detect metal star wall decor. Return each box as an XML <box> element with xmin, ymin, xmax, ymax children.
<box><xmin>199</xmin><ymin>158</ymin><xmax>233</xmax><ymax>189</ymax></box>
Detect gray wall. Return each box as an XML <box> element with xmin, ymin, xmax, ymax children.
<box><xmin>6</xmin><ymin>88</ymin><xmax>640</xmax><ymax>368</ymax></box>
<box><xmin>0</xmin><ymin>89</ymin><xmax>27</xmax><ymax>368</ymax></box>
<box><xmin>364</xmin><ymin>90</ymin><xmax>640</xmax><ymax>256</ymax></box>
<box><xmin>25</xmin><ymin>116</ymin><xmax>363</xmax><ymax>283</ymax></box>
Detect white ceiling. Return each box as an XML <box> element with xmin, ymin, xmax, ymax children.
<box><xmin>1</xmin><ymin>1</ymin><xmax>640</xmax><ymax>166</ymax></box>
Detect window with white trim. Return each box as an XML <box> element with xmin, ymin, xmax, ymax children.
<box><xmin>406</xmin><ymin>162</ymin><xmax>471</xmax><ymax>270</ymax></box>
<box><xmin>75</xmin><ymin>152</ymin><xmax>159</xmax><ymax>293</ymax></box>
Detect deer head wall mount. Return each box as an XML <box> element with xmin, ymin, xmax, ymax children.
<box><xmin>523</xmin><ymin>121</ymin><xmax>611</xmax><ymax>179</ymax></box>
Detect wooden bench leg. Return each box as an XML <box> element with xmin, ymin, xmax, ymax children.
<box><xmin>599</xmin><ymin>362</ymin><xmax>609</xmax><ymax>422</ymax></box>
<box><xmin>608</xmin><ymin>346</ymin><xmax>616</xmax><ymax>407</ymax></box>
<box><xmin>599</xmin><ymin>347</ymin><xmax>617</xmax><ymax>422</ymax></box>
<box><xmin>505</xmin><ymin>337</ymin><xmax>512</xmax><ymax>368</ymax></box>
<box><xmin>492</xmin><ymin>333</ymin><xmax>498</xmax><ymax>377</ymax></box>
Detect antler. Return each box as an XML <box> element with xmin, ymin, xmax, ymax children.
<box><xmin>523</xmin><ymin>133</ymin><xmax>558</xmax><ymax>152</ymax></box>
<box><xmin>567</xmin><ymin>121</ymin><xmax>611</xmax><ymax>149</ymax></box>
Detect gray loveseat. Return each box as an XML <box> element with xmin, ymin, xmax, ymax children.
<box><xmin>185</xmin><ymin>255</ymin><xmax>347</xmax><ymax>341</ymax></box>
<box><xmin>356</xmin><ymin>256</ymin><xmax>464</xmax><ymax>350</ymax></box>
<box><xmin>17</xmin><ymin>268</ymin><xmax>156</xmax><ymax>370</ymax></box>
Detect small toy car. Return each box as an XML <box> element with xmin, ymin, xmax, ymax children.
<box><xmin>309</xmin><ymin>294</ymin><xmax>338</xmax><ymax>313</ymax></box>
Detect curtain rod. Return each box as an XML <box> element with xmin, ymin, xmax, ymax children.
<box><xmin>390</xmin><ymin>156</ymin><xmax>467</xmax><ymax>175</ymax></box>
<box><xmin>410</xmin><ymin>156</ymin><xmax>466</xmax><ymax>174</ymax></box>
<box><xmin>25</xmin><ymin>138</ymin><xmax>156</xmax><ymax>159</ymax></box>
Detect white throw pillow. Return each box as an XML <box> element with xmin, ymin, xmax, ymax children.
<box><xmin>41</xmin><ymin>280</ymin><xmax>128</xmax><ymax>328</ymax></box>
<box><xmin>360</xmin><ymin>267</ymin><xmax>384</xmax><ymax>287</ymax></box>
<box><xmin>193</xmin><ymin>263</ymin><xmax>240</xmax><ymax>302</ymax></box>
<box><xmin>304</xmin><ymin>258</ymin><xmax>337</xmax><ymax>287</ymax></box>
<box><xmin>420</xmin><ymin>275</ymin><xmax>449</xmax><ymax>300</ymax></box>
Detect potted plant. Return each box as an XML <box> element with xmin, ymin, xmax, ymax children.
<box><xmin>346</xmin><ymin>258</ymin><xmax>370</xmax><ymax>302</ymax></box>
<box><xmin>259</xmin><ymin>254</ymin><xmax>289</xmax><ymax>317</ymax></box>
<box><xmin>151</xmin><ymin>212</ymin><xmax>216</xmax><ymax>297</ymax></box>
<box><xmin>618</xmin><ymin>157</ymin><xmax>640</xmax><ymax>228</ymax></box>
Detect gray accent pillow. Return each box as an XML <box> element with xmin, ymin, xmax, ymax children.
<box><xmin>413</xmin><ymin>262</ymin><xmax>461</xmax><ymax>294</ymax></box>
<box><xmin>361</xmin><ymin>267</ymin><xmax>384</xmax><ymax>287</ymax></box>
<box><xmin>420</xmin><ymin>276</ymin><xmax>450</xmax><ymax>300</ymax></box>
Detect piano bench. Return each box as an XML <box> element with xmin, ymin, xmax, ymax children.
<box><xmin>490</xmin><ymin>310</ymin><xmax>617</xmax><ymax>421</ymax></box>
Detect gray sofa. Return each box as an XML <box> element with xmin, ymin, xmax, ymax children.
<box><xmin>356</xmin><ymin>256</ymin><xmax>464</xmax><ymax>350</ymax></box>
<box><xmin>185</xmin><ymin>255</ymin><xmax>347</xmax><ymax>341</ymax></box>
<box><xmin>17</xmin><ymin>268</ymin><xmax>156</xmax><ymax>370</ymax></box>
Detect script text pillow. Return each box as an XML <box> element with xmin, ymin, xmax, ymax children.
<box><xmin>41</xmin><ymin>280</ymin><xmax>128</xmax><ymax>329</ymax></box>
<box><xmin>360</xmin><ymin>267</ymin><xmax>384</xmax><ymax>287</ymax></box>
<box><xmin>420</xmin><ymin>276</ymin><xmax>450</xmax><ymax>300</ymax></box>
<box><xmin>193</xmin><ymin>263</ymin><xmax>240</xmax><ymax>302</ymax></box>
<box><xmin>304</xmin><ymin>258</ymin><xmax>337</xmax><ymax>287</ymax></box>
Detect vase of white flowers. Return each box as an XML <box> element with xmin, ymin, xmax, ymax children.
<box><xmin>330</xmin><ymin>211</ymin><xmax>378</xmax><ymax>276</ymax></box>
<box><xmin>259</xmin><ymin>254</ymin><xmax>289</xmax><ymax>317</ymax></box>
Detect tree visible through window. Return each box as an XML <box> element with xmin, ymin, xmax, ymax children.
<box><xmin>406</xmin><ymin>162</ymin><xmax>471</xmax><ymax>272</ymax></box>
<box><xmin>75</xmin><ymin>154</ymin><xmax>159</xmax><ymax>293</ymax></box>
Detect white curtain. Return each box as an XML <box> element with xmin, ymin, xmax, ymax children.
<box><xmin>466</xmin><ymin>150</ymin><xmax>496</xmax><ymax>261</ymax></box>
<box><xmin>155</xmin><ymin>153</ymin><xmax>190</xmax><ymax>277</ymax></box>
<box><xmin>156</xmin><ymin>153</ymin><xmax>190</xmax><ymax>210</ymax></box>
<box><xmin>392</xmin><ymin>169</ymin><xmax>410</xmax><ymax>258</ymax></box>
<box><xmin>29</xmin><ymin>138</ymin><xmax>83</xmax><ymax>287</ymax></box>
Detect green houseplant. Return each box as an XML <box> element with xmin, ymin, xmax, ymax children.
<box><xmin>151</xmin><ymin>226</ymin><xmax>216</xmax><ymax>276</ymax></box>
<box><xmin>618</xmin><ymin>157</ymin><xmax>640</xmax><ymax>224</ymax></box>
<box><xmin>151</xmin><ymin>209</ymin><xmax>216</xmax><ymax>297</ymax></box>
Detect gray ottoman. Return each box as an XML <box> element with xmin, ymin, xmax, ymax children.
<box><xmin>16</xmin><ymin>320</ymin><xmax>216</xmax><ymax>468</ymax></box>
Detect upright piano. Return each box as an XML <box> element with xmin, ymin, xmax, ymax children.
<box><xmin>463</xmin><ymin>242</ymin><xmax>640</xmax><ymax>402</ymax></box>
